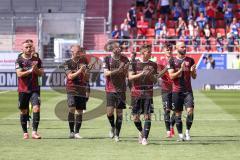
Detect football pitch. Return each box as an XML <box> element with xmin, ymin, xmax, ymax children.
<box><xmin>0</xmin><ymin>90</ymin><xmax>240</xmax><ymax>160</ymax></box>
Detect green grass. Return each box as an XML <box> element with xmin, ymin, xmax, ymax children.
<box><xmin>0</xmin><ymin>90</ymin><xmax>240</xmax><ymax>160</ymax></box>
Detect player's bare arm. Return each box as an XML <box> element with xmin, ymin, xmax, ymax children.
<box><xmin>16</xmin><ymin>68</ymin><xmax>32</xmax><ymax>77</ymax></box>
<box><xmin>128</xmin><ymin>71</ymin><xmax>144</xmax><ymax>81</ymax></box>
<box><xmin>168</xmin><ymin>62</ymin><xmax>185</xmax><ymax>79</ymax></box>
<box><xmin>190</xmin><ymin>64</ymin><xmax>197</xmax><ymax>79</ymax></box>
<box><xmin>32</xmin><ymin>64</ymin><xmax>44</xmax><ymax>76</ymax></box>
<box><xmin>67</xmin><ymin>65</ymin><xmax>86</xmax><ymax>80</ymax></box>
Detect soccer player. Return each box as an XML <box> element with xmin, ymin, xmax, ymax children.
<box><xmin>18</xmin><ymin>39</ymin><xmax>39</xmax><ymax>129</ymax></box>
<box><xmin>103</xmin><ymin>41</ymin><xmax>129</xmax><ymax>142</ymax></box>
<box><xmin>15</xmin><ymin>41</ymin><xmax>44</xmax><ymax>139</ymax></box>
<box><xmin>64</xmin><ymin>45</ymin><xmax>89</xmax><ymax>139</ymax></box>
<box><xmin>128</xmin><ymin>44</ymin><xmax>158</xmax><ymax>145</ymax></box>
<box><xmin>158</xmin><ymin>43</ymin><xmax>175</xmax><ymax>138</ymax></box>
<box><xmin>168</xmin><ymin>41</ymin><xmax>197</xmax><ymax>141</ymax></box>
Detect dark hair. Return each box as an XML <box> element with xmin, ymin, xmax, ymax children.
<box><xmin>163</xmin><ymin>42</ymin><xmax>173</xmax><ymax>50</ymax></box>
<box><xmin>22</xmin><ymin>39</ymin><xmax>33</xmax><ymax>44</ymax></box>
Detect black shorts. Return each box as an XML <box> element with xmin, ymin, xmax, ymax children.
<box><xmin>160</xmin><ymin>5</ymin><xmax>170</xmax><ymax>14</ymax></box>
<box><xmin>106</xmin><ymin>92</ymin><xmax>126</xmax><ymax>109</ymax></box>
<box><xmin>18</xmin><ymin>91</ymin><xmax>40</xmax><ymax>110</ymax></box>
<box><xmin>161</xmin><ymin>91</ymin><xmax>172</xmax><ymax>110</ymax></box>
<box><xmin>132</xmin><ymin>97</ymin><xmax>154</xmax><ymax>115</ymax></box>
<box><xmin>172</xmin><ymin>92</ymin><xmax>194</xmax><ymax>112</ymax></box>
<box><xmin>128</xmin><ymin>20</ymin><xmax>137</xmax><ymax>28</ymax></box>
<box><xmin>67</xmin><ymin>94</ymin><xmax>86</xmax><ymax>110</ymax></box>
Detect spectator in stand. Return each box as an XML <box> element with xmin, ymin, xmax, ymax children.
<box><xmin>226</xmin><ymin>32</ymin><xmax>235</xmax><ymax>52</ymax></box>
<box><xmin>206</xmin><ymin>0</ymin><xmax>217</xmax><ymax>28</ymax></box>
<box><xmin>182</xmin><ymin>0</ymin><xmax>191</xmax><ymax>21</ymax></box>
<box><xmin>216</xmin><ymin>33</ymin><xmax>224</xmax><ymax>52</ymax></box>
<box><xmin>188</xmin><ymin>5</ymin><xmax>194</xmax><ymax>21</ymax></box>
<box><xmin>137</xmin><ymin>15</ymin><xmax>149</xmax><ymax>39</ymax></box>
<box><xmin>193</xmin><ymin>23</ymin><xmax>201</xmax><ymax>52</ymax></box>
<box><xmin>176</xmin><ymin>17</ymin><xmax>187</xmax><ymax>38</ymax></box>
<box><xmin>224</xmin><ymin>7</ymin><xmax>234</xmax><ymax>28</ymax></box>
<box><xmin>155</xmin><ymin>17</ymin><xmax>166</xmax><ymax>43</ymax></box>
<box><xmin>204</xmin><ymin>24</ymin><xmax>211</xmax><ymax>51</ymax></box>
<box><xmin>217</xmin><ymin>0</ymin><xmax>225</xmax><ymax>13</ymax></box>
<box><xmin>161</xmin><ymin>25</ymin><xmax>168</xmax><ymax>38</ymax></box>
<box><xmin>120</xmin><ymin>19</ymin><xmax>131</xmax><ymax>46</ymax></box>
<box><xmin>230</xmin><ymin>17</ymin><xmax>240</xmax><ymax>39</ymax></box>
<box><xmin>188</xmin><ymin>19</ymin><xmax>194</xmax><ymax>39</ymax></box>
<box><xmin>172</xmin><ymin>1</ymin><xmax>183</xmax><ymax>21</ymax></box>
<box><xmin>196</xmin><ymin>12</ymin><xmax>208</xmax><ymax>31</ymax></box>
<box><xmin>198</xmin><ymin>0</ymin><xmax>206</xmax><ymax>15</ymax></box>
<box><xmin>127</xmin><ymin>4</ymin><xmax>137</xmax><ymax>38</ymax></box>
<box><xmin>206</xmin><ymin>54</ymin><xmax>215</xmax><ymax>69</ymax></box>
<box><xmin>193</xmin><ymin>0</ymin><xmax>199</xmax><ymax>18</ymax></box>
<box><xmin>157</xmin><ymin>0</ymin><xmax>170</xmax><ymax>22</ymax></box>
<box><xmin>112</xmin><ymin>25</ymin><xmax>120</xmax><ymax>40</ymax></box>
<box><xmin>144</xmin><ymin>2</ymin><xmax>154</xmax><ymax>27</ymax></box>
<box><xmin>232</xmin><ymin>55</ymin><xmax>240</xmax><ymax>69</ymax></box>
<box><xmin>223</xmin><ymin>1</ymin><xmax>233</xmax><ymax>12</ymax></box>
<box><xmin>179</xmin><ymin>30</ymin><xmax>189</xmax><ymax>45</ymax></box>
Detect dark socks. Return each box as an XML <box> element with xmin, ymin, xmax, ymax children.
<box><xmin>134</xmin><ymin>121</ymin><xmax>143</xmax><ymax>132</ymax></box>
<box><xmin>75</xmin><ymin>114</ymin><xmax>82</xmax><ymax>133</ymax></box>
<box><xmin>186</xmin><ymin>113</ymin><xmax>194</xmax><ymax>130</ymax></box>
<box><xmin>20</xmin><ymin>114</ymin><xmax>28</xmax><ymax>133</ymax></box>
<box><xmin>115</xmin><ymin>116</ymin><xmax>123</xmax><ymax>136</ymax></box>
<box><xmin>32</xmin><ymin>112</ymin><xmax>40</xmax><ymax>132</ymax></box>
<box><xmin>175</xmin><ymin>115</ymin><xmax>183</xmax><ymax>134</ymax></box>
<box><xmin>107</xmin><ymin>115</ymin><xmax>115</xmax><ymax>128</ymax></box>
<box><xmin>143</xmin><ymin>120</ymin><xmax>151</xmax><ymax>139</ymax></box>
<box><xmin>164</xmin><ymin>110</ymin><xmax>171</xmax><ymax>131</ymax></box>
<box><xmin>170</xmin><ymin>112</ymin><xmax>176</xmax><ymax>128</ymax></box>
<box><xmin>68</xmin><ymin>112</ymin><xmax>75</xmax><ymax>133</ymax></box>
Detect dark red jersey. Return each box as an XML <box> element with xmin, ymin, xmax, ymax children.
<box><xmin>130</xmin><ymin>60</ymin><xmax>158</xmax><ymax>98</ymax></box>
<box><xmin>64</xmin><ymin>56</ymin><xmax>89</xmax><ymax>95</ymax></box>
<box><xmin>158</xmin><ymin>57</ymin><xmax>173</xmax><ymax>92</ymax></box>
<box><xmin>169</xmin><ymin>56</ymin><xmax>195</xmax><ymax>92</ymax></box>
<box><xmin>15</xmin><ymin>54</ymin><xmax>42</xmax><ymax>93</ymax></box>
<box><xmin>103</xmin><ymin>54</ymin><xmax>129</xmax><ymax>93</ymax></box>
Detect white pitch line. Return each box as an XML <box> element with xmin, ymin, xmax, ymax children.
<box><xmin>0</xmin><ymin>91</ymin><xmax>10</xmax><ymax>94</ymax></box>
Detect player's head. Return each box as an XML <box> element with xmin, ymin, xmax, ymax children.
<box><xmin>105</xmin><ymin>41</ymin><xmax>121</xmax><ymax>55</ymax></box>
<box><xmin>22</xmin><ymin>41</ymin><xmax>33</xmax><ymax>55</ymax></box>
<box><xmin>163</xmin><ymin>43</ymin><xmax>173</xmax><ymax>57</ymax></box>
<box><xmin>176</xmin><ymin>41</ymin><xmax>186</xmax><ymax>56</ymax></box>
<box><xmin>140</xmin><ymin>44</ymin><xmax>151</xmax><ymax>61</ymax></box>
<box><xmin>70</xmin><ymin>44</ymin><xmax>81</xmax><ymax>58</ymax></box>
<box><xmin>24</xmin><ymin>39</ymin><xmax>35</xmax><ymax>53</ymax></box>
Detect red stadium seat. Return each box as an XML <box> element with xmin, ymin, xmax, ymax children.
<box><xmin>167</xmin><ymin>28</ymin><xmax>176</xmax><ymax>37</ymax></box>
<box><xmin>146</xmin><ymin>28</ymin><xmax>155</xmax><ymax>37</ymax></box>
<box><xmin>237</xmin><ymin>12</ymin><xmax>240</xmax><ymax>20</ymax></box>
<box><xmin>167</xmin><ymin>20</ymin><xmax>175</xmax><ymax>28</ymax></box>
<box><xmin>215</xmin><ymin>13</ymin><xmax>224</xmax><ymax>19</ymax></box>
<box><xmin>216</xmin><ymin>28</ymin><xmax>226</xmax><ymax>36</ymax></box>
<box><xmin>216</xmin><ymin>20</ymin><xmax>225</xmax><ymax>28</ymax></box>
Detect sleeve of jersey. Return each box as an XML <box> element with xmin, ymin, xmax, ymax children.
<box><xmin>169</xmin><ymin>58</ymin><xmax>175</xmax><ymax>69</ymax></box>
<box><xmin>63</xmin><ymin>61</ymin><xmax>71</xmax><ymax>75</ymax></box>
<box><xmin>15</xmin><ymin>59</ymin><xmax>22</xmax><ymax>70</ymax></box>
